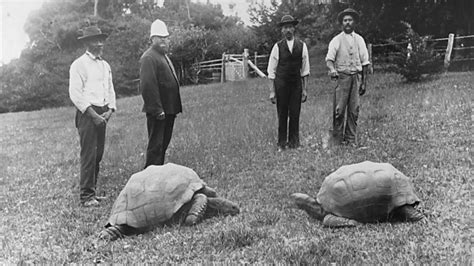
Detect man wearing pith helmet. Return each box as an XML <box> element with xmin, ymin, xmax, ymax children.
<box><xmin>69</xmin><ymin>25</ymin><xmax>116</xmax><ymax>207</ymax></box>
<box><xmin>326</xmin><ymin>8</ymin><xmax>370</xmax><ymax>147</ymax></box>
<box><xmin>140</xmin><ymin>19</ymin><xmax>182</xmax><ymax>167</ymax></box>
<box><xmin>267</xmin><ymin>15</ymin><xmax>310</xmax><ymax>150</ymax></box>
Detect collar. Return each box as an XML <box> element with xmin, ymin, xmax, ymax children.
<box><xmin>342</xmin><ymin>31</ymin><xmax>354</xmax><ymax>37</ymax></box>
<box><xmin>86</xmin><ymin>51</ymin><xmax>102</xmax><ymax>60</ymax></box>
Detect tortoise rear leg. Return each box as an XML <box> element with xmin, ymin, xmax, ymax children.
<box><xmin>322</xmin><ymin>214</ymin><xmax>360</xmax><ymax>228</ymax></box>
<box><xmin>184</xmin><ymin>193</ymin><xmax>208</xmax><ymax>226</ymax></box>
<box><xmin>291</xmin><ymin>193</ymin><xmax>326</xmax><ymax>221</ymax></box>
<box><xmin>394</xmin><ymin>205</ymin><xmax>424</xmax><ymax>222</ymax></box>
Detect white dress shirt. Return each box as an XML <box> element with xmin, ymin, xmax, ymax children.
<box><xmin>69</xmin><ymin>51</ymin><xmax>116</xmax><ymax>113</ymax></box>
<box><xmin>267</xmin><ymin>39</ymin><xmax>310</xmax><ymax>79</ymax></box>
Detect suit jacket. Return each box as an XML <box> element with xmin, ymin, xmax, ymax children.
<box><xmin>140</xmin><ymin>44</ymin><xmax>182</xmax><ymax>116</ymax></box>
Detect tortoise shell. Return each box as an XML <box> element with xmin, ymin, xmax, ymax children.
<box><xmin>316</xmin><ymin>161</ymin><xmax>420</xmax><ymax>222</ymax></box>
<box><xmin>107</xmin><ymin>163</ymin><xmax>206</xmax><ymax>228</ymax></box>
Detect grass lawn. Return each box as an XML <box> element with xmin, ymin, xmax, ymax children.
<box><xmin>1</xmin><ymin>71</ymin><xmax>472</xmax><ymax>263</ymax></box>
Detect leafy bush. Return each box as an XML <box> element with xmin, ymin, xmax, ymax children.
<box><xmin>393</xmin><ymin>22</ymin><xmax>443</xmax><ymax>82</ymax></box>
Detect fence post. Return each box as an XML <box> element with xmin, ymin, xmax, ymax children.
<box><xmin>444</xmin><ymin>33</ymin><xmax>454</xmax><ymax>71</ymax></box>
<box><xmin>243</xmin><ymin>48</ymin><xmax>249</xmax><ymax>79</ymax></box>
<box><xmin>367</xmin><ymin>43</ymin><xmax>373</xmax><ymax>74</ymax></box>
<box><xmin>254</xmin><ymin>51</ymin><xmax>258</xmax><ymax>69</ymax></box>
<box><xmin>221</xmin><ymin>52</ymin><xmax>226</xmax><ymax>83</ymax></box>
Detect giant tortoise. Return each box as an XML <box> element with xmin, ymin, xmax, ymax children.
<box><xmin>99</xmin><ymin>163</ymin><xmax>239</xmax><ymax>240</ymax></box>
<box><xmin>292</xmin><ymin>161</ymin><xmax>424</xmax><ymax>227</ymax></box>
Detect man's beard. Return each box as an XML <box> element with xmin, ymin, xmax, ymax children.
<box><xmin>343</xmin><ymin>25</ymin><xmax>353</xmax><ymax>33</ymax></box>
<box><xmin>285</xmin><ymin>32</ymin><xmax>293</xmax><ymax>40</ymax></box>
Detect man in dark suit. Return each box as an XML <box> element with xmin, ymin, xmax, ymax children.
<box><xmin>267</xmin><ymin>15</ymin><xmax>310</xmax><ymax>150</ymax></box>
<box><xmin>140</xmin><ymin>19</ymin><xmax>182</xmax><ymax>167</ymax></box>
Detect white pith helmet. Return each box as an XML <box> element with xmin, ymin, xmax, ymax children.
<box><xmin>150</xmin><ymin>19</ymin><xmax>169</xmax><ymax>38</ymax></box>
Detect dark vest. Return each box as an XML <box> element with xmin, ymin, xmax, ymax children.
<box><xmin>276</xmin><ymin>39</ymin><xmax>303</xmax><ymax>79</ymax></box>
<box><xmin>140</xmin><ymin>45</ymin><xmax>182</xmax><ymax>115</ymax></box>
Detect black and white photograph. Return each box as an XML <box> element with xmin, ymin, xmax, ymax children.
<box><xmin>1</xmin><ymin>0</ymin><xmax>472</xmax><ymax>263</ymax></box>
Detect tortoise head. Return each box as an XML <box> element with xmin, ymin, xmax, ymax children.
<box><xmin>291</xmin><ymin>193</ymin><xmax>326</xmax><ymax>221</ymax></box>
<box><xmin>206</xmin><ymin>197</ymin><xmax>240</xmax><ymax>217</ymax></box>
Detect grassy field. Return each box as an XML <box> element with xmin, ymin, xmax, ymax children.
<box><xmin>1</xmin><ymin>71</ymin><xmax>472</xmax><ymax>263</ymax></box>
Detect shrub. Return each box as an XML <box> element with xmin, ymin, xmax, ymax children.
<box><xmin>393</xmin><ymin>22</ymin><xmax>443</xmax><ymax>82</ymax></box>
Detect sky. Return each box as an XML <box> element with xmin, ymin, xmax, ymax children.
<box><xmin>1</xmin><ymin>0</ymin><xmax>45</xmax><ymax>64</ymax></box>
<box><xmin>0</xmin><ymin>0</ymin><xmax>270</xmax><ymax>65</ymax></box>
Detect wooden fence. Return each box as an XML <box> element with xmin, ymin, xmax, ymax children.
<box><xmin>193</xmin><ymin>49</ymin><xmax>269</xmax><ymax>83</ymax></box>
<box><xmin>368</xmin><ymin>34</ymin><xmax>474</xmax><ymax>72</ymax></box>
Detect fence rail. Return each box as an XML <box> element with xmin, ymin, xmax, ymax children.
<box><xmin>369</xmin><ymin>33</ymin><xmax>474</xmax><ymax>72</ymax></box>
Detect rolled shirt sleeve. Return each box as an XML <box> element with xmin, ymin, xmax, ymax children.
<box><xmin>69</xmin><ymin>61</ymin><xmax>90</xmax><ymax>113</ymax></box>
<box><xmin>325</xmin><ymin>37</ymin><xmax>338</xmax><ymax>62</ymax></box>
<box><xmin>266</xmin><ymin>44</ymin><xmax>279</xmax><ymax>80</ymax></box>
<box><xmin>357</xmin><ymin>35</ymin><xmax>370</xmax><ymax>66</ymax></box>
<box><xmin>301</xmin><ymin>42</ymin><xmax>310</xmax><ymax>77</ymax></box>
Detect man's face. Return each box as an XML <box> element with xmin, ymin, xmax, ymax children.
<box><xmin>151</xmin><ymin>36</ymin><xmax>170</xmax><ymax>52</ymax></box>
<box><xmin>86</xmin><ymin>38</ymin><xmax>105</xmax><ymax>56</ymax></box>
<box><xmin>281</xmin><ymin>24</ymin><xmax>295</xmax><ymax>40</ymax></box>
<box><xmin>342</xmin><ymin>15</ymin><xmax>355</xmax><ymax>33</ymax></box>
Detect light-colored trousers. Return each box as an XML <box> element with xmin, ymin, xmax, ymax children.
<box><xmin>333</xmin><ymin>73</ymin><xmax>360</xmax><ymax>143</ymax></box>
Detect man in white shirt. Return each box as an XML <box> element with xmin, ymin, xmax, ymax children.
<box><xmin>267</xmin><ymin>15</ymin><xmax>310</xmax><ymax>150</ymax></box>
<box><xmin>325</xmin><ymin>8</ymin><xmax>370</xmax><ymax>146</ymax></box>
<box><xmin>69</xmin><ymin>26</ymin><xmax>116</xmax><ymax>207</ymax></box>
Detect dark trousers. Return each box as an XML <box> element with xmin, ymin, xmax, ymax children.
<box><xmin>275</xmin><ymin>77</ymin><xmax>302</xmax><ymax>147</ymax></box>
<box><xmin>75</xmin><ymin>105</ymin><xmax>108</xmax><ymax>202</ymax></box>
<box><xmin>145</xmin><ymin>114</ymin><xmax>176</xmax><ymax>167</ymax></box>
<box><xmin>333</xmin><ymin>73</ymin><xmax>360</xmax><ymax>143</ymax></box>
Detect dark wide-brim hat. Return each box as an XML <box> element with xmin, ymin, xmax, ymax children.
<box><xmin>337</xmin><ymin>8</ymin><xmax>360</xmax><ymax>23</ymax></box>
<box><xmin>278</xmin><ymin>15</ymin><xmax>299</xmax><ymax>27</ymax></box>
<box><xmin>77</xmin><ymin>26</ymin><xmax>108</xmax><ymax>41</ymax></box>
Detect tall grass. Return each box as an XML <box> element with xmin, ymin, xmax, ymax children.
<box><xmin>1</xmin><ymin>72</ymin><xmax>472</xmax><ymax>263</ymax></box>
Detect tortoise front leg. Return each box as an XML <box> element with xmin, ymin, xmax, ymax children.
<box><xmin>322</xmin><ymin>214</ymin><xmax>360</xmax><ymax>228</ymax></box>
<box><xmin>184</xmin><ymin>193</ymin><xmax>208</xmax><ymax>226</ymax></box>
<box><xmin>99</xmin><ymin>224</ymin><xmax>129</xmax><ymax>241</ymax></box>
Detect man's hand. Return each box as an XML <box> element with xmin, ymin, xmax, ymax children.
<box><xmin>86</xmin><ymin>106</ymin><xmax>106</xmax><ymax>126</ymax></box>
<box><xmin>329</xmin><ymin>70</ymin><xmax>339</xmax><ymax>81</ymax></box>
<box><xmin>301</xmin><ymin>89</ymin><xmax>307</xmax><ymax>103</ymax></box>
<box><xmin>100</xmin><ymin>110</ymin><xmax>113</xmax><ymax>122</ymax></box>
<box><xmin>91</xmin><ymin>113</ymin><xmax>106</xmax><ymax>126</ymax></box>
<box><xmin>156</xmin><ymin>111</ymin><xmax>166</xmax><ymax>120</ymax></box>
<box><xmin>269</xmin><ymin>91</ymin><xmax>276</xmax><ymax>104</ymax></box>
<box><xmin>359</xmin><ymin>82</ymin><xmax>366</xmax><ymax>96</ymax></box>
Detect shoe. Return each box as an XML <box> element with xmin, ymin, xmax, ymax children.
<box><xmin>342</xmin><ymin>140</ymin><xmax>357</xmax><ymax>147</ymax></box>
<box><xmin>82</xmin><ymin>198</ymin><xmax>100</xmax><ymax>207</ymax></box>
<box><xmin>288</xmin><ymin>142</ymin><xmax>300</xmax><ymax>149</ymax></box>
<box><xmin>95</xmin><ymin>195</ymin><xmax>108</xmax><ymax>201</ymax></box>
<box><xmin>277</xmin><ymin>142</ymin><xmax>287</xmax><ymax>152</ymax></box>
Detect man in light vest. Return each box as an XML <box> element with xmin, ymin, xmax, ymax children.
<box><xmin>140</xmin><ymin>19</ymin><xmax>182</xmax><ymax>167</ymax></box>
<box><xmin>326</xmin><ymin>8</ymin><xmax>370</xmax><ymax>146</ymax></box>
